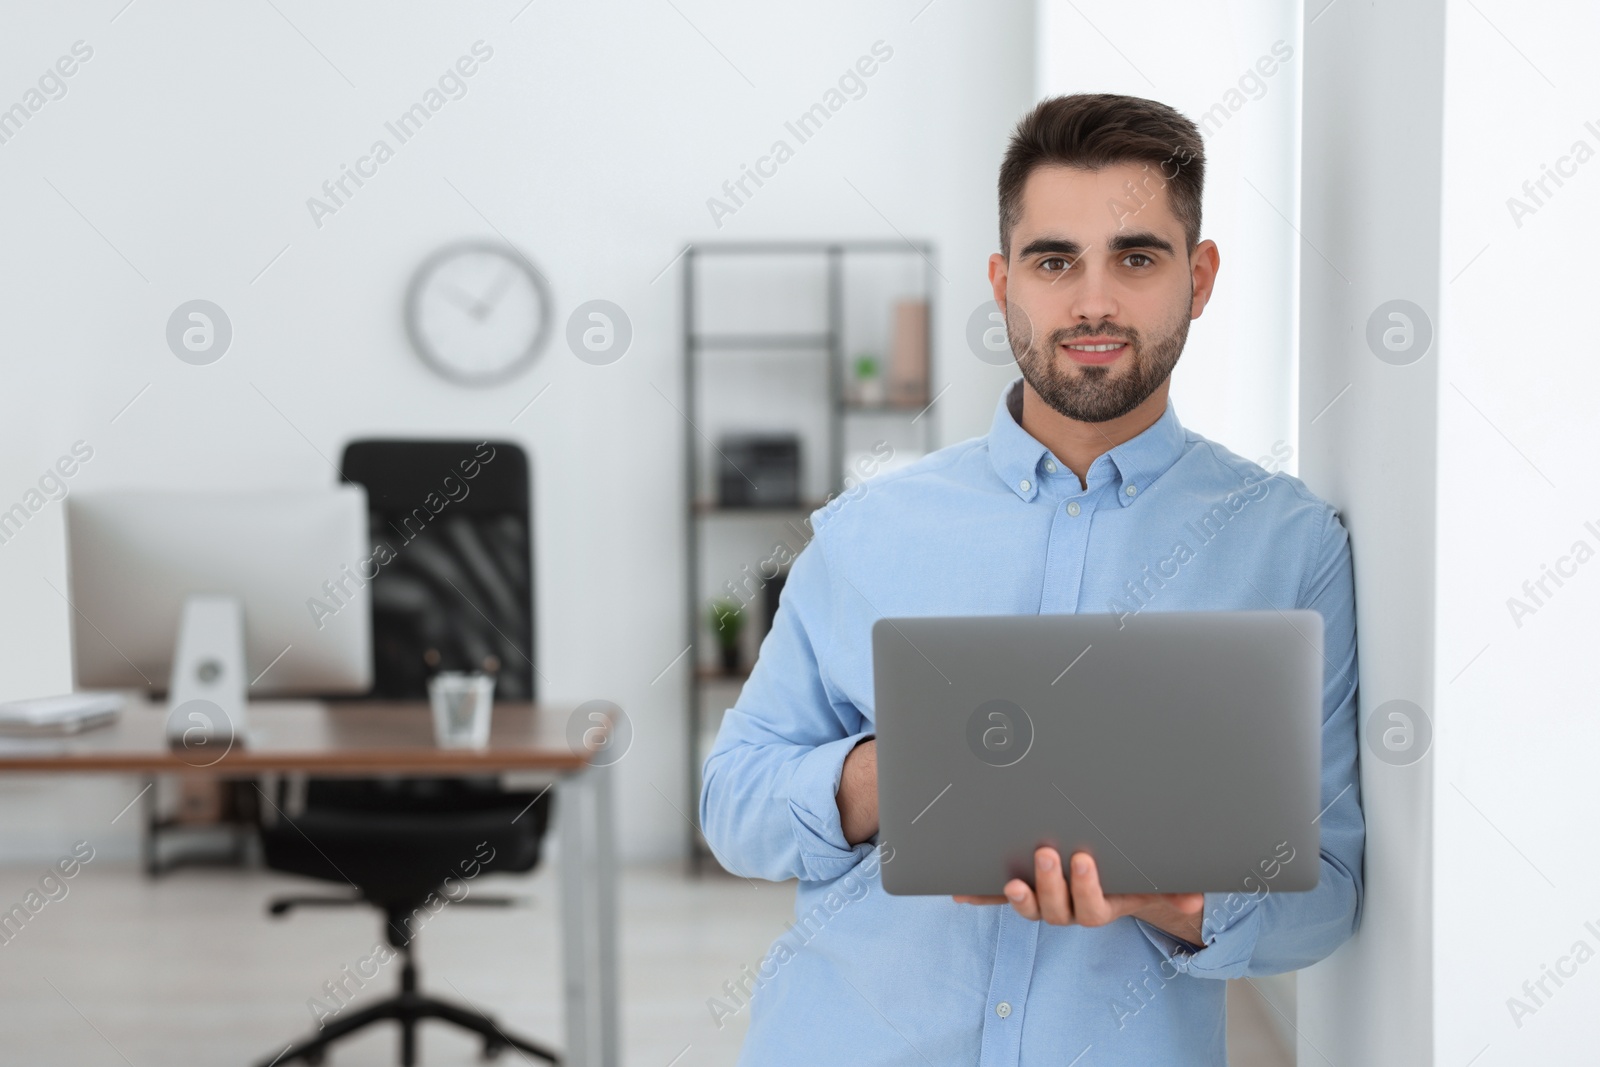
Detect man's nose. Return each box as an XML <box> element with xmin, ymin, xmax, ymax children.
<box><xmin>1067</xmin><ymin>260</ymin><xmax>1120</xmax><ymax>325</ymax></box>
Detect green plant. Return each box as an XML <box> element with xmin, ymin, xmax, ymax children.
<box><xmin>708</xmin><ymin>598</ymin><xmax>745</xmax><ymax>650</ymax></box>
<box><xmin>852</xmin><ymin>353</ymin><xmax>880</xmax><ymax>380</ymax></box>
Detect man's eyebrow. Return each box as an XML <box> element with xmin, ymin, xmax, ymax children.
<box><xmin>1109</xmin><ymin>230</ymin><xmax>1176</xmax><ymax>256</ymax></box>
<box><xmin>1017</xmin><ymin>237</ymin><xmax>1084</xmax><ymax>258</ymax></box>
<box><xmin>1016</xmin><ymin>231</ymin><xmax>1177</xmax><ymax>259</ymax></box>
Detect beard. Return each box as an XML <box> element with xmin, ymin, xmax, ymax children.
<box><xmin>1006</xmin><ymin>291</ymin><xmax>1191</xmax><ymax>423</ymax></box>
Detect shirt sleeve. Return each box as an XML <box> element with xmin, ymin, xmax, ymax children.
<box><xmin>699</xmin><ymin>519</ymin><xmax>877</xmax><ymax>882</ymax></box>
<box><xmin>1137</xmin><ymin>503</ymin><xmax>1366</xmax><ymax>978</ymax></box>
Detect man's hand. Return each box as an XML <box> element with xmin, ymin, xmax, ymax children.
<box><xmin>836</xmin><ymin>738</ymin><xmax>878</xmax><ymax>845</ymax></box>
<box><xmin>954</xmin><ymin>847</ymin><xmax>1206</xmax><ymax>948</ymax></box>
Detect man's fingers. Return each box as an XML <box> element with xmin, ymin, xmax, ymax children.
<box><xmin>1068</xmin><ymin>851</ymin><xmax>1115</xmax><ymax>926</ymax></box>
<box><xmin>1034</xmin><ymin>847</ymin><xmax>1072</xmax><ymax>925</ymax></box>
<box><xmin>952</xmin><ymin>894</ymin><xmax>1009</xmax><ymax>905</ymax></box>
<box><xmin>1003</xmin><ymin>878</ymin><xmax>1040</xmax><ymax>920</ymax></box>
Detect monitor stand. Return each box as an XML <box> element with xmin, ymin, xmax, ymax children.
<box><xmin>166</xmin><ymin>595</ymin><xmax>249</xmax><ymax>761</ymax></box>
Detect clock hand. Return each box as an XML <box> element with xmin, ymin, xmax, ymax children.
<box><xmin>476</xmin><ymin>264</ymin><xmax>518</xmax><ymax>317</ymax></box>
<box><xmin>439</xmin><ymin>281</ymin><xmax>489</xmax><ymax>319</ymax></box>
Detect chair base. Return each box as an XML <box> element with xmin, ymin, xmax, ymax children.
<box><xmin>259</xmin><ymin>979</ymin><xmax>560</xmax><ymax>1066</ymax></box>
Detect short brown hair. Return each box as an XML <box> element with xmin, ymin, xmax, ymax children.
<box><xmin>998</xmin><ymin>93</ymin><xmax>1206</xmax><ymax>256</ymax></box>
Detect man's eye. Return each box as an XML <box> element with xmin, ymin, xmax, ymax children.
<box><xmin>1041</xmin><ymin>256</ymin><xmax>1071</xmax><ymax>272</ymax></box>
<box><xmin>1124</xmin><ymin>253</ymin><xmax>1154</xmax><ymax>268</ymax></box>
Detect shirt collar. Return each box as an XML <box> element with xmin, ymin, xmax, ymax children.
<box><xmin>986</xmin><ymin>377</ymin><xmax>1188</xmax><ymax>505</ymax></box>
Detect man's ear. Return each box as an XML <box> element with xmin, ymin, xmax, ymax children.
<box><xmin>988</xmin><ymin>251</ymin><xmax>1009</xmax><ymax>315</ymax></box>
<box><xmin>1188</xmin><ymin>239</ymin><xmax>1220</xmax><ymax>319</ymax></box>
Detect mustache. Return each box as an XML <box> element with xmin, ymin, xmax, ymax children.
<box><xmin>1053</xmin><ymin>327</ymin><xmax>1136</xmax><ymax>345</ymax></box>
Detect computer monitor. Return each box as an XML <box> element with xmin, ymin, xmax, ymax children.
<box><xmin>64</xmin><ymin>489</ymin><xmax>374</xmax><ymax>707</ymax></box>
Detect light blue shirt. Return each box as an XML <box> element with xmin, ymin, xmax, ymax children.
<box><xmin>701</xmin><ymin>378</ymin><xmax>1364</xmax><ymax>1066</ymax></box>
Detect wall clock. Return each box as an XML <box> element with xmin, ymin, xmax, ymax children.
<box><xmin>404</xmin><ymin>241</ymin><xmax>552</xmax><ymax>386</ymax></box>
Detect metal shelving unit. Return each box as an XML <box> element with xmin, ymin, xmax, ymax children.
<box><xmin>680</xmin><ymin>239</ymin><xmax>938</xmax><ymax>873</ymax></box>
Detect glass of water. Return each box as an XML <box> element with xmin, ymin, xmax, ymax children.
<box><xmin>428</xmin><ymin>671</ymin><xmax>495</xmax><ymax>749</ymax></box>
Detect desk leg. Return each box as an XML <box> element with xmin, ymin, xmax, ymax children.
<box><xmin>141</xmin><ymin>775</ymin><xmax>158</xmax><ymax>877</ymax></box>
<box><xmin>559</xmin><ymin>766</ymin><xmax>619</xmax><ymax>1067</ymax></box>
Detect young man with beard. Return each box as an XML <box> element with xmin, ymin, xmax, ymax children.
<box><xmin>700</xmin><ymin>92</ymin><xmax>1364</xmax><ymax>1065</ymax></box>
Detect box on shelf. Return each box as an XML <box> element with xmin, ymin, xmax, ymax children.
<box><xmin>716</xmin><ymin>434</ymin><xmax>801</xmax><ymax>507</ymax></box>
<box><xmin>888</xmin><ymin>299</ymin><xmax>929</xmax><ymax>406</ymax></box>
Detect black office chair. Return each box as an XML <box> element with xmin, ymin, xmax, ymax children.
<box><xmin>255</xmin><ymin>440</ymin><xmax>558</xmax><ymax>1067</ymax></box>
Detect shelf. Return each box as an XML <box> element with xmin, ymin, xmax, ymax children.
<box><xmin>696</xmin><ymin>667</ymin><xmax>750</xmax><ymax>683</ymax></box>
<box><xmin>682</xmin><ymin>239</ymin><xmax>939</xmax><ymax>874</ymax></box>
<box><xmin>693</xmin><ymin>333</ymin><xmax>832</xmax><ymax>350</ymax></box>
<box><xmin>692</xmin><ymin>499</ymin><xmax>825</xmax><ymax>515</ymax></box>
<box><xmin>842</xmin><ymin>399</ymin><xmax>929</xmax><ymax>413</ymax></box>
<box><xmin>688</xmin><ymin>240</ymin><xmax>931</xmax><ymax>256</ymax></box>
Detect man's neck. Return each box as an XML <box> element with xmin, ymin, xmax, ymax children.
<box><xmin>1019</xmin><ymin>378</ymin><xmax>1171</xmax><ymax>488</ymax></box>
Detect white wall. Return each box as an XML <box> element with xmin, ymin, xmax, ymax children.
<box><xmin>1038</xmin><ymin>0</ymin><xmax>1302</xmax><ymax>466</ymax></box>
<box><xmin>1434</xmin><ymin>1</ymin><xmax>1600</xmax><ymax>1060</ymax></box>
<box><xmin>0</xmin><ymin>1</ymin><xmax>1035</xmax><ymax>863</ymax></box>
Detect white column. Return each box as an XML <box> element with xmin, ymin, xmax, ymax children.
<box><xmin>1299</xmin><ymin>0</ymin><xmax>1600</xmax><ymax>1062</ymax></box>
<box><xmin>1295</xmin><ymin>1</ymin><xmax>1446</xmax><ymax>1064</ymax></box>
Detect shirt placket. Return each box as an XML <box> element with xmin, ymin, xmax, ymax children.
<box><xmin>978</xmin><ymin>908</ymin><xmax>1041</xmax><ymax>1066</ymax></box>
<box><xmin>1038</xmin><ymin>480</ymin><xmax>1097</xmax><ymax>614</ymax></box>
<box><xmin>976</xmin><ymin>472</ymin><xmax>1099</xmax><ymax>1066</ymax></box>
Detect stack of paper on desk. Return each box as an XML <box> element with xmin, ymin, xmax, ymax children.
<box><xmin>0</xmin><ymin>692</ymin><xmax>123</xmax><ymax>736</ymax></box>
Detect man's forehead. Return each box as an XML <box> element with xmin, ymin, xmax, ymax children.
<box><xmin>1014</xmin><ymin>163</ymin><xmax>1182</xmax><ymax>246</ymax></box>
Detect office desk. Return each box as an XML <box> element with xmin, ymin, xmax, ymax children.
<box><xmin>0</xmin><ymin>697</ymin><xmax>619</xmax><ymax>1067</ymax></box>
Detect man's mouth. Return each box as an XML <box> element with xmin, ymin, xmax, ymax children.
<box><xmin>1060</xmin><ymin>338</ymin><xmax>1130</xmax><ymax>365</ymax></box>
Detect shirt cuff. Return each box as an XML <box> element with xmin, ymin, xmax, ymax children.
<box><xmin>1135</xmin><ymin>892</ymin><xmax>1267</xmax><ymax>980</ymax></box>
<box><xmin>786</xmin><ymin>730</ymin><xmax>876</xmax><ymax>879</ymax></box>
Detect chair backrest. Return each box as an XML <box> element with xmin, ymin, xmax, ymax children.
<box><xmin>339</xmin><ymin>439</ymin><xmax>534</xmax><ymax>702</ymax></box>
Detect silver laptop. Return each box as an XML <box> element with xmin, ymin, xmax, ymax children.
<box><xmin>872</xmin><ymin>611</ymin><xmax>1324</xmax><ymax>897</ymax></box>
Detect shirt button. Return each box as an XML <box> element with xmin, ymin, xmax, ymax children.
<box><xmin>995</xmin><ymin>1001</ymin><xmax>1012</xmax><ymax>1018</ymax></box>
<box><xmin>1066</xmin><ymin>501</ymin><xmax>1081</xmax><ymax>517</ymax></box>
<box><xmin>1019</xmin><ymin>479</ymin><xmax>1031</xmax><ymax>493</ymax></box>
<box><xmin>1125</xmin><ymin>484</ymin><xmax>1138</xmax><ymax>497</ymax></box>
<box><xmin>1044</xmin><ymin>460</ymin><xmax>1057</xmax><ymax>473</ymax></box>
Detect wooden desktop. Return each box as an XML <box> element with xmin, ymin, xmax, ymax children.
<box><xmin>0</xmin><ymin>696</ymin><xmax>619</xmax><ymax>1067</ymax></box>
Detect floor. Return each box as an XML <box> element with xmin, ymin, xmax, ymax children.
<box><xmin>0</xmin><ymin>861</ymin><xmax>1292</xmax><ymax>1065</ymax></box>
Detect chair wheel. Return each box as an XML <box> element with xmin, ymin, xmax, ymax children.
<box><xmin>482</xmin><ymin>1039</ymin><xmax>505</xmax><ymax>1060</ymax></box>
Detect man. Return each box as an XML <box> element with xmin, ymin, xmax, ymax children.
<box><xmin>700</xmin><ymin>92</ymin><xmax>1364</xmax><ymax>1066</ymax></box>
